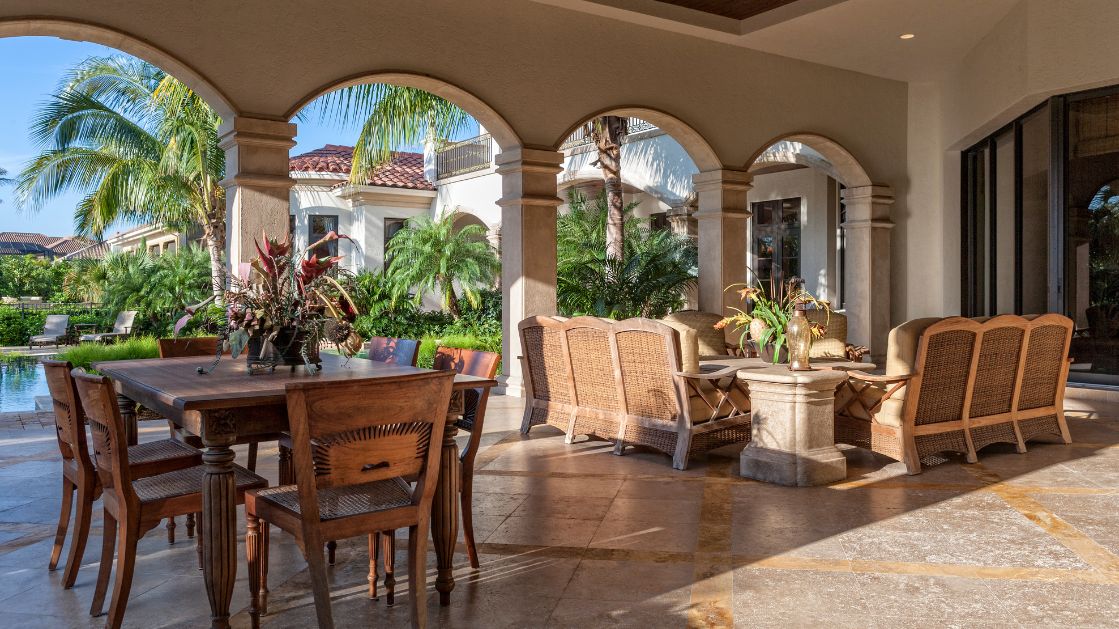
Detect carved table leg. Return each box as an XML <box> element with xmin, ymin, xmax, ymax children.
<box><xmin>117</xmin><ymin>395</ymin><xmax>138</xmax><ymax>446</ymax></box>
<box><xmin>201</xmin><ymin>417</ymin><xmax>237</xmax><ymax>629</ymax></box>
<box><xmin>431</xmin><ymin>422</ymin><xmax>460</xmax><ymax>606</ymax></box>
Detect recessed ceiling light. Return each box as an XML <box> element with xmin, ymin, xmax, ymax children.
<box><xmin>899</xmin><ymin>33</ymin><xmax>916</xmax><ymax>40</ymax></box>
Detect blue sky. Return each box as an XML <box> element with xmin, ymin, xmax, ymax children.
<box><xmin>0</xmin><ymin>36</ymin><xmax>478</xmax><ymax>237</ymax></box>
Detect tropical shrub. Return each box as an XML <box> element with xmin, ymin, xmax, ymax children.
<box><xmin>99</xmin><ymin>244</ymin><xmax>213</xmax><ymax>336</ymax></box>
<box><xmin>385</xmin><ymin>211</ymin><xmax>499</xmax><ymax>318</ymax></box>
<box><xmin>56</xmin><ymin>336</ymin><xmax>160</xmax><ymax>371</ymax></box>
<box><xmin>0</xmin><ymin>255</ymin><xmax>69</xmax><ymax>299</ymax></box>
<box><xmin>557</xmin><ymin>189</ymin><xmax>697</xmax><ymax>319</ymax></box>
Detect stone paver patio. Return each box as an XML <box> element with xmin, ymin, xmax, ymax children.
<box><xmin>1</xmin><ymin>396</ymin><xmax>1118</xmax><ymax>627</ymax></box>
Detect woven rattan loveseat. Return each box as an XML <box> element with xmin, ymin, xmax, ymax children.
<box><xmin>519</xmin><ymin>315</ymin><xmax>751</xmax><ymax>469</ymax></box>
<box><xmin>834</xmin><ymin>314</ymin><xmax>1074</xmax><ymax>474</ymax></box>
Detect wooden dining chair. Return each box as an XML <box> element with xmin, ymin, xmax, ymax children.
<box><xmin>279</xmin><ymin>334</ymin><xmax>422</xmax><ymax>564</ymax></box>
<box><xmin>43</xmin><ymin>360</ymin><xmax>201</xmax><ymax>590</ymax></box>
<box><xmin>71</xmin><ymin>369</ymin><xmax>268</xmax><ymax>629</ymax></box>
<box><xmin>245</xmin><ymin>370</ymin><xmax>455</xmax><ymax>629</ymax></box>
<box><xmin>365</xmin><ymin>336</ymin><xmax>421</xmax><ymax>366</ymax></box>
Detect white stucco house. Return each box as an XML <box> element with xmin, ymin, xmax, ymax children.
<box><xmin>288</xmin><ymin>123</ymin><xmax>843</xmax><ymax>307</ymax></box>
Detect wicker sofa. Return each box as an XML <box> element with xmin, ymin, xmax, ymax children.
<box><xmin>834</xmin><ymin>314</ymin><xmax>1073</xmax><ymax>474</ymax></box>
<box><xmin>519</xmin><ymin>315</ymin><xmax>751</xmax><ymax>469</ymax></box>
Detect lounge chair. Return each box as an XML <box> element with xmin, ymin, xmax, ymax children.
<box><xmin>29</xmin><ymin>314</ymin><xmax>70</xmax><ymax>349</ymax></box>
<box><xmin>79</xmin><ymin>311</ymin><xmax>137</xmax><ymax>343</ymax></box>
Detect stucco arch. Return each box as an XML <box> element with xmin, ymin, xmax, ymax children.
<box><xmin>553</xmin><ymin>106</ymin><xmax>722</xmax><ymax>173</ymax></box>
<box><xmin>745</xmin><ymin>132</ymin><xmax>873</xmax><ymax>188</ymax></box>
<box><xmin>0</xmin><ymin>17</ymin><xmax>236</xmax><ymax>119</ymax></box>
<box><xmin>283</xmin><ymin>71</ymin><xmax>522</xmax><ymax>152</ymax></box>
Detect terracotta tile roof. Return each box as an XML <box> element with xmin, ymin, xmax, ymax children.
<box><xmin>289</xmin><ymin>145</ymin><xmax>434</xmax><ymax>191</ymax></box>
<box><xmin>44</xmin><ymin>237</ymin><xmax>93</xmax><ymax>256</ymax></box>
<box><xmin>0</xmin><ymin>232</ymin><xmax>94</xmax><ymax>257</ymax></box>
<box><xmin>62</xmin><ymin>241</ymin><xmax>109</xmax><ymax>261</ymax></box>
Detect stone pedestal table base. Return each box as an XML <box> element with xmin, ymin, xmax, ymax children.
<box><xmin>737</xmin><ymin>367</ymin><xmax>849</xmax><ymax>486</ymax></box>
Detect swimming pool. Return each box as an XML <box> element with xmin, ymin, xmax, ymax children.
<box><xmin>0</xmin><ymin>355</ymin><xmax>52</xmax><ymax>413</ymax></box>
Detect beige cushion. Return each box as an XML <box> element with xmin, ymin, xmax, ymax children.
<box><xmin>662</xmin><ymin>311</ymin><xmax>728</xmax><ymax>357</ymax></box>
<box><xmin>807</xmin><ymin>309</ymin><xmax>848</xmax><ymax>359</ymax></box>
<box><xmin>660</xmin><ymin>320</ymin><xmax>701</xmax><ymax>374</ymax></box>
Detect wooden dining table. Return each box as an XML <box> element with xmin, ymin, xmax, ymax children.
<box><xmin>95</xmin><ymin>352</ymin><xmax>497</xmax><ymax>629</ymax></box>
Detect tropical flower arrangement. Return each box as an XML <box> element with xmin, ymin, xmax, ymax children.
<box><xmin>176</xmin><ymin>230</ymin><xmax>363</xmax><ymax>372</ymax></box>
<box><xmin>716</xmin><ymin>277</ymin><xmax>830</xmax><ymax>363</ymax></box>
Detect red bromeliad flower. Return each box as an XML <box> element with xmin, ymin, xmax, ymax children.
<box><xmin>299</xmin><ymin>255</ymin><xmax>343</xmax><ymax>282</ymax></box>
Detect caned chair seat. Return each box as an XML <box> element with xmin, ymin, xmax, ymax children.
<box><xmin>126</xmin><ymin>439</ymin><xmax>202</xmax><ymax>477</ymax></box>
<box><xmin>249</xmin><ymin>478</ymin><xmax>413</xmax><ymax>521</ymax></box>
<box><xmin>133</xmin><ymin>464</ymin><xmax>266</xmax><ymax>504</ymax></box>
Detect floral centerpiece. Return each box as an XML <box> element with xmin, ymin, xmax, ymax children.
<box><xmin>716</xmin><ymin>277</ymin><xmax>829</xmax><ymax>364</ymax></box>
<box><xmin>176</xmin><ymin>231</ymin><xmax>363</xmax><ymax>373</ymax></box>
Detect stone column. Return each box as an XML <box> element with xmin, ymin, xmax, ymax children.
<box><xmin>219</xmin><ymin>117</ymin><xmax>296</xmax><ymax>265</ymax></box>
<box><xmin>496</xmin><ymin>147</ymin><xmax>563</xmax><ymax>395</ymax></box>
<box><xmin>666</xmin><ymin>192</ymin><xmax>698</xmax><ymax>240</ymax></box>
<box><xmin>694</xmin><ymin>169</ymin><xmax>752</xmax><ymax>317</ymax></box>
<box><xmin>841</xmin><ymin>185</ymin><xmax>894</xmax><ymax>362</ymax></box>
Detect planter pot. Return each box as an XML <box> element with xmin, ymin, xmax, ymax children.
<box><xmin>246</xmin><ymin>328</ymin><xmax>319</xmax><ymax>367</ymax></box>
<box><xmin>748</xmin><ymin>340</ymin><xmax>789</xmax><ymax>364</ymax></box>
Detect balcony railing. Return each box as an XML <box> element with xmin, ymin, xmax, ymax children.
<box><xmin>435</xmin><ymin>133</ymin><xmax>492</xmax><ymax>179</ymax></box>
<box><xmin>559</xmin><ymin>117</ymin><xmax>659</xmax><ymax>150</ymax></box>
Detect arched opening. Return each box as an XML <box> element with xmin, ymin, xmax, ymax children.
<box><xmin>0</xmin><ymin>23</ymin><xmax>236</xmax><ymax>319</ymax></box>
<box><xmin>285</xmin><ymin>72</ymin><xmax>523</xmax><ymax>378</ymax></box>
<box><xmin>744</xmin><ymin>132</ymin><xmax>891</xmax><ymax>358</ymax></box>
<box><xmin>551</xmin><ymin>109</ymin><xmax>713</xmax><ymax>318</ymax></box>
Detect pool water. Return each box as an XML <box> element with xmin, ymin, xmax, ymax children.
<box><xmin>0</xmin><ymin>356</ymin><xmax>51</xmax><ymax>413</ymax></box>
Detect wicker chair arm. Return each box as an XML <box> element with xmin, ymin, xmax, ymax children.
<box><xmin>675</xmin><ymin>365</ymin><xmax>741</xmax><ymax>380</ymax></box>
<box><xmin>845</xmin><ymin>370</ymin><xmax>913</xmax><ymax>383</ymax></box>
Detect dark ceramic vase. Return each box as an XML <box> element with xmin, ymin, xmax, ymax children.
<box><xmin>246</xmin><ymin>328</ymin><xmax>319</xmax><ymax>367</ymax></box>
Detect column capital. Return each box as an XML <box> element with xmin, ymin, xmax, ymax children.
<box><xmin>217</xmin><ymin>116</ymin><xmax>296</xmax><ymax>151</ymax></box>
<box><xmin>495</xmin><ymin>146</ymin><xmax>564</xmax><ymax>172</ymax></box>
<box><xmin>841</xmin><ymin>184</ymin><xmax>894</xmax><ymax>205</ymax></box>
<box><xmin>692</xmin><ymin>168</ymin><xmax>753</xmax><ymax>192</ymax></box>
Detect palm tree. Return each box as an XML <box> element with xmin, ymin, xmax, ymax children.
<box><xmin>15</xmin><ymin>56</ymin><xmax>227</xmax><ymax>298</ymax></box>
<box><xmin>385</xmin><ymin>211</ymin><xmax>499</xmax><ymax>318</ymax></box>
<box><xmin>309</xmin><ymin>85</ymin><xmax>473</xmax><ymax>184</ymax></box>
<box><xmin>584</xmin><ymin>116</ymin><xmax>629</xmax><ymax>260</ymax></box>
<box><xmin>557</xmin><ymin>189</ymin><xmax>696</xmax><ymax>319</ymax></box>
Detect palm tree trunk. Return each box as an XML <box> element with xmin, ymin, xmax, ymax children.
<box><xmin>445</xmin><ymin>281</ymin><xmax>462</xmax><ymax>319</ymax></box>
<box><xmin>590</xmin><ymin>116</ymin><xmax>629</xmax><ymax>262</ymax></box>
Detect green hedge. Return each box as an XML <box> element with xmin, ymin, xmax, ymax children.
<box><xmin>55</xmin><ymin>337</ymin><xmax>161</xmax><ymax>372</ymax></box>
<box><xmin>0</xmin><ymin>306</ymin><xmax>112</xmax><ymax>346</ymax></box>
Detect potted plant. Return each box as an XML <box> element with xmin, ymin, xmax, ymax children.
<box><xmin>176</xmin><ymin>231</ymin><xmax>363</xmax><ymax>373</ymax></box>
<box><xmin>716</xmin><ymin>278</ymin><xmax>829</xmax><ymax>364</ymax></box>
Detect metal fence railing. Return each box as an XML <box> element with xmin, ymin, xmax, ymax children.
<box><xmin>559</xmin><ymin>117</ymin><xmax>659</xmax><ymax>150</ymax></box>
<box><xmin>435</xmin><ymin>133</ymin><xmax>493</xmax><ymax>179</ymax></box>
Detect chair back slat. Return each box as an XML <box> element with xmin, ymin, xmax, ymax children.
<box><xmin>614</xmin><ymin>320</ymin><xmax>684</xmax><ymax>422</ymax></box>
<box><xmin>564</xmin><ymin>317</ymin><xmax>620</xmax><ymax>413</ymax></box>
<box><xmin>42</xmin><ymin>360</ymin><xmax>88</xmax><ymax>464</ymax></box>
<box><xmin>519</xmin><ymin>317</ymin><xmax>571</xmax><ymax>404</ymax></box>
<box><xmin>365</xmin><ymin>337</ymin><xmax>420</xmax><ymax>366</ymax></box>
<box><xmin>912</xmin><ymin>323</ymin><xmax>976</xmax><ymax>425</ymax></box>
<box><xmin>43</xmin><ymin>314</ymin><xmax>69</xmax><ymax>335</ymax></box>
<box><xmin>113</xmin><ymin>311</ymin><xmax>138</xmax><ymax>334</ymax></box>
<box><xmin>159</xmin><ymin>336</ymin><xmax>226</xmax><ymax>358</ymax></box>
<box><xmin>433</xmin><ymin>347</ymin><xmax>500</xmax><ymax>379</ymax></box>
<box><xmin>71</xmin><ymin>369</ymin><xmax>133</xmax><ymax>496</ymax></box>
<box><xmin>1018</xmin><ymin>316</ymin><xmax>1073</xmax><ymax>410</ymax></box>
<box><xmin>969</xmin><ymin>320</ymin><xmax>1025</xmax><ymax>419</ymax></box>
<box><xmin>285</xmin><ymin>371</ymin><xmax>455</xmax><ymax>495</ymax></box>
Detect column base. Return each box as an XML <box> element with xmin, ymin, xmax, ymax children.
<box><xmin>739</xmin><ymin>443</ymin><xmax>847</xmax><ymax>487</ymax></box>
<box><xmin>495</xmin><ymin>374</ymin><xmax>524</xmax><ymax>397</ymax></box>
